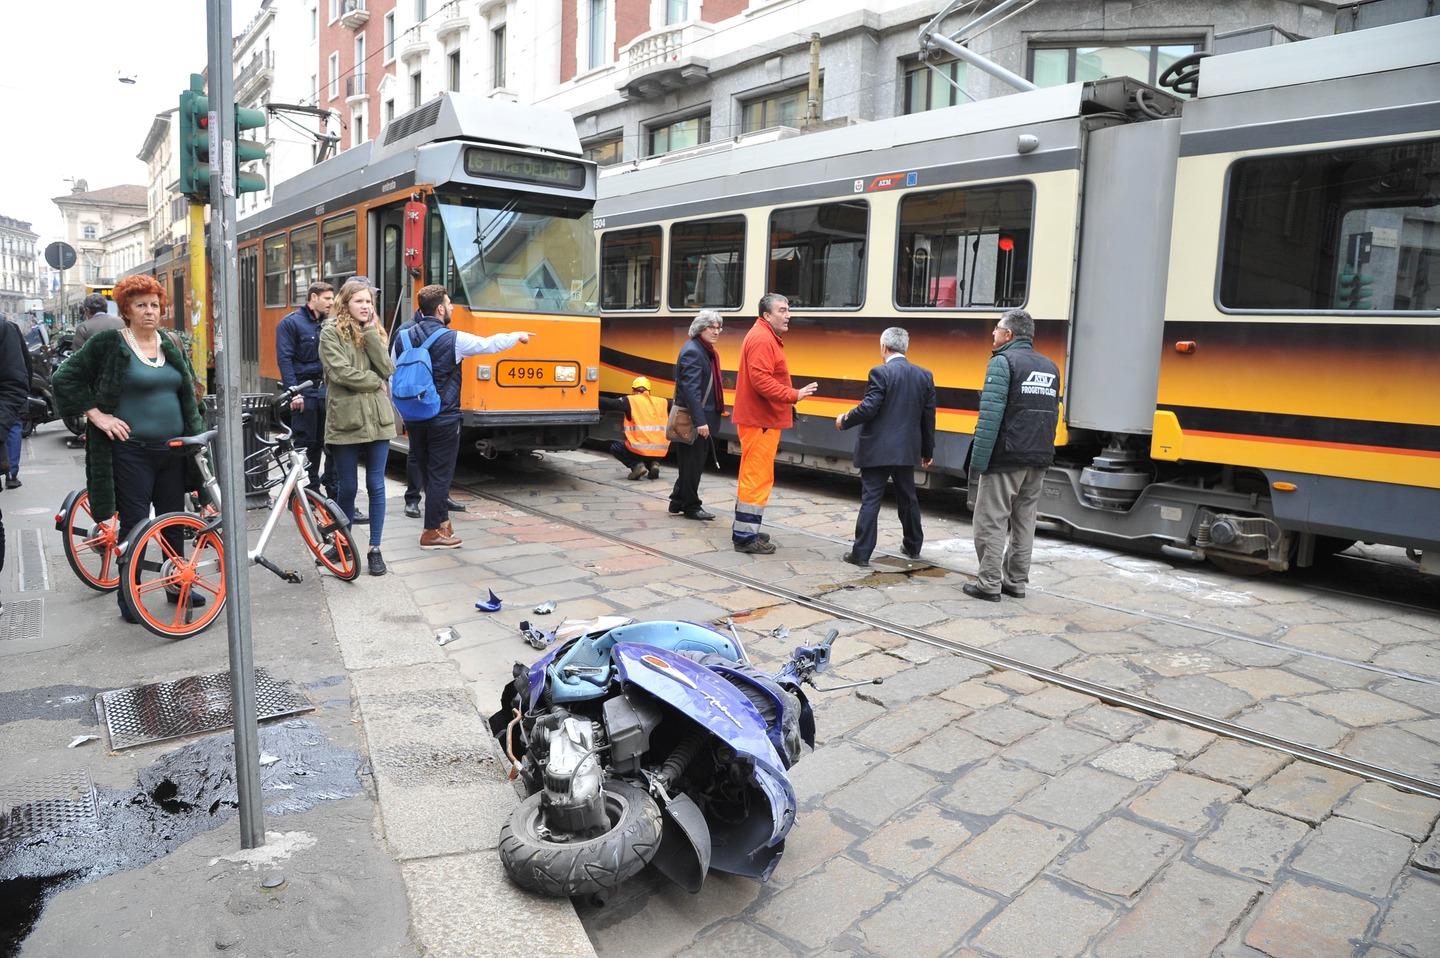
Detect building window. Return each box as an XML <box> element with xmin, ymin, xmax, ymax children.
<box><xmin>329</xmin><ymin>0</ymin><xmax>339</xmax><ymax>22</ymax></box>
<box><xmin>328</xmin><ymin>52</ymin><xmax>340</xmax><ymax>98</ymax></box>
<box><xmin>311</xmin><ymin>5</ymin><xmax>318</xmax><ymax>39</ymax></box>
<box><xmin>384</xmin><ymin>98</ymin><xmax>395</xmax><ymax>124</ymax></box>
<box><xmin>741</xmin><ymin>84</ymin><xmax>816</xmax><ymax>134</ymax></box>
<box><xmin>666</xmin><ymin>0</ymin><xmax>687</xmax><ymax>24</ymax></box>
<box><xmin>416</xmin><ymin>0</ymin><xmax>426</xmax><ymax>19</ymax></box>
<box><xmin>769</xmin><ymin>201</ymin><xmax>868</xmax><ymax>308</ymax></box>
<box><xmin>583</xmin><ymin>135</ymin><xmax>623</xmax><ymax>167</ymax></box>
<box><xmin>355</xmin><ymin>34</ymin><xmax>366</xmax><ymax>88</ymax></box>
<box><xmin>448</xmin><ymin>50</ymin><xmax>461</xmax><ymax>92</ymax></box>
<box><xmin>1029</xmin><ymin>41</ymin><xmax>1199</xmax><ymax>90</ymax></box>
<box><xmin>904</xmin><ymin>60</ymin><xmax>965</xmax><ymax>114</ymax></box>
<box><xmin>384</xmin><ymin>12</ymin><xmax>396</xmax><ymax>62</ymax></box>
<box><xmin>492</xmin><ymin>25</ymin><xmax>506</xmax><ymax>88</ymax></box>
<box><xmin>647</xmin><ymin>114</ymin><xmax>709</xmax><ymax>157</ymax></box>
<box><xmin>1220</xmin><ymin>137</ymin><xmax>1440</xmax><ymax>313</ymax></box>
<box><xmin>601</xmin><ymin>227</ymin><xmax>661</xmax><ymax>310</ymax></box>
<box><xmin>311</xmin><ymin>73</ymin><xmax>319</xmax><ymax>106</ymax></box>
<box><xmin>322</xmin><ymin>212</ymin><xmax>358</xmax><ymax>285</ymax></box>
<box><xmin>587</xmin><ymin>0</ymin><xmax>607</xmax><ymax>70</ymax></box>
<box><xmin>263</xmin><ymin>234</ymin><xmax>288</xmax><ymax>306</ymax></box>
<box><xmin>353</xmin><ymin>108</ymin><xmax>366</xmax><ymax>145</ymax></box>
<box><xmin>669</xmin><ymin>216</ymin><xmax>744</xmax><ymax>309</ymax></box>
<box><xmin>290</xmin><ymin>225</ymin><xmax>318</xmax><ymax>303</ymax></box>
<box><xmin>895</xmin><ymin>182</ymin><xmax>1033</xmax><ymax>309</ymax></box>
<box><xmin>410</xmin><ymin>71</ymin><xmax>423</xmax><ymax>106</ymax></box>
<box><xmin>83</xmin><ymin>224</ymin><xmax>98</xmax><ymax>240</ymax></box>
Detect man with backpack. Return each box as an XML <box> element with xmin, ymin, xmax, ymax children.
<box><xmin>391</xmin><ymin>284</ymin><xmax>535</xmax><ymax>549</ymax></box>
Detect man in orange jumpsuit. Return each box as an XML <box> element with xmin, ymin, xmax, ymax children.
<box><xmin>731</xmin><ymin>293</ymin><xmax>818</xmax><ymax>554</ymax></box>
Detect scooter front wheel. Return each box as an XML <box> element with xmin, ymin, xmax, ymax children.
<box><xmin>499</xmin><ymin>780</ymin><xmax>662</xmax><ymax>897</ymax></box>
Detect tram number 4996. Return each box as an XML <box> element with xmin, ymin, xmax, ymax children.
<box><xmin>508</xmin><ymin>365</ymin><xmax>546</xmax><ymax>381</ymax></box>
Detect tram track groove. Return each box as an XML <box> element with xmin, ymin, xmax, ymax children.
<box><xmin>461</xmin><ymin>475</ymin><xmax>1440</xmax><ymax>801</ymax></box>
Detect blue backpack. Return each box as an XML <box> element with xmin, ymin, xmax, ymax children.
<box><xmin>391</xmin><ymin>326</ymin><xmax>449</xmax><ymax>422</ymax></box>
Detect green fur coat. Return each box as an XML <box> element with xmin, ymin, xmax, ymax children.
<box><xmin>53</xmin><ymin>329</ymin><xmax>205</xmax><ymax>519</ymax></box>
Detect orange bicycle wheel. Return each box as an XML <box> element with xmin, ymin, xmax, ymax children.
<box><xmin>291</xmin><ymin>488</ymin><xmax>360</xmax><ymax>581</ymax></box>
<box><xmin>59</xmin><ymin>490</ymin><xmax>121</xmax><ymax>592</ymax></box>
<box><xmin>120</xmin><ymin>512</ymin><xmax>227</xmax><ymax>639</ymax></box>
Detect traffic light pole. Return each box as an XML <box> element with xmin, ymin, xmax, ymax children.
<box><xmin>206</xmin><ymin>0</ymin><xmax>264</xmax><ymax>850</ymax></box>
<box><xmin>188</xmin><ymin>202</ymin><xmax>208</xmax><ymax>393</ymax></box>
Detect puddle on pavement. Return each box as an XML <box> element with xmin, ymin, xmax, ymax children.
<box><xmin>0</xmin><ymin>719</ymin><xmax>362</xmax><ymax>957</ymax></box>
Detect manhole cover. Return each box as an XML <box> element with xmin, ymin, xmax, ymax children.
<box><xmin>18</xmin><ymin>529</ymin><xmax>48</xmax><ymax>591</ymax></box>
<box><xmin>0</xmin><ymin>598</ymin><xmax>44</xmax><ymax>642</ymax></box>
<box><xmin>0</xmin><ymin>769</ymin><xmax>99</xmax><ymax>843</ymax></box>
<box><xmin>97</xmin><ymin>668</ymin><xmax>314</xmax><ymax>751</ymax></box>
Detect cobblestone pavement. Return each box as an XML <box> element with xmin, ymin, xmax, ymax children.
<box><xmin>375</xmin><ymin>448</ymin><xmax>1439</xmax><ymax>958</ymax></box>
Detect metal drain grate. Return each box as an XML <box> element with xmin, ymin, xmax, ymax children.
<box><xmin>18</xmin><ymin>529</ymin><xmax>48</xmax><ymax>591</ymax></box>
<box><xmin>98</xmin><ymin>667</ymin><xmax>314</xmax><ymax>751</ymax></box>
<box><xmin>0</xmin><ymin>598</ymin><xmax>45</xmax><ymax>642</ymax></box>
<box><xmin>0</xmin><ymin>770</ymin><xmax>99</xmax><ymax>843</ymax></box>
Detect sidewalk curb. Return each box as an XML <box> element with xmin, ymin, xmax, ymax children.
<box><xmin>321</xmin><ymin>573</ymin><xmax>597</xmax><ymax>958</ymax></box>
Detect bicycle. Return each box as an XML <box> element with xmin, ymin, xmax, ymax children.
<box><xmin>117</xmin><ymin>381</ymin><xmax>361</xmax><ymax>639</ymax></box>
<box><xmin>55</xmin><ymin>488</ymin><xmax>122</xmax><ymax>592</ymax></box>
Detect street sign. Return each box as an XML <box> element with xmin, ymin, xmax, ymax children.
<box><xmin>44</xmin><ymin>241</ymin><xmax>77</xmax><ymax>271</ymax></box>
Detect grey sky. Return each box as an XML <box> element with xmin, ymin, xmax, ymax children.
<box><xmin>0</xmin><ymin>0</ymin><xmax>260</xmax><ymax>244</ymax></box>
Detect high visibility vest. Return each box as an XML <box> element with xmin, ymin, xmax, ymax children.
<box><xmin>623</xmin><ymin>393</ymin><xmax>670</xmax><ymax>458</ymax></box>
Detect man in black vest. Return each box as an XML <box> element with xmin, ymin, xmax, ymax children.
<box><xmin>965</xmin><ymin>308</ymin><xmax>1060</xmax><ymax>601</ymax></box>
<box><xmin>395</xmin><ymin>284</ymin><xmax>534</xmax><ymax>549</ymax></box>
<box><xmin>835</xmin><ymin>327</ymin><xmax>936</xmax><ymax>567</ymax></box>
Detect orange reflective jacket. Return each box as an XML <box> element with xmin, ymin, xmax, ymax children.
<box><xmin>623</xmin><ymin>393</ymin><xmax>670</xmax><ymax>457</ymax></box>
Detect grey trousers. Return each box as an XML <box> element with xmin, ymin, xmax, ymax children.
<box><xmin>972</xmin><ymin>466</ymin><xmax>1046</xmax><ymax>594</ymax></box>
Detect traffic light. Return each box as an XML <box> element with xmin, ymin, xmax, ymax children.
<box><xmin>1337</xmin><ymin>270</ymin><xmax>1374</xmax><ymax>310</ymax></box>
<box><xmin>235</xmin><ymin>105</ymin><xmax>268</xmax><ymax>195</ymax></box>
<box><xmin>178</xmin><ymin>74</ymin><xmax>211</xmax><ymax>199</ymax></box>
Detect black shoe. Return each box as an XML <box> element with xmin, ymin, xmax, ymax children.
<box><xmin>684</xmin><ymin>509</ymin><xmax>715</xmax><ymax>521</ymax></box>
<box><xmin>647</xmin><ymin>463</ymin><xmax>660</xmax><ymax>480</ymax></box>
<box><xmin>734</xmin><ymin>538</ymin><xmax>777</xmax><ymax>555</ymax></box>
<box><xmin>962</xmin><ymin>582</ymin><xmax>1001</xmax><ymax>602</ymax></box>
<box><xmin>320</xmin><ymin>545</ymin><xmax>340</xmax><ymax>565</ymax></box>
<box><xmin>904</xmin><ymin>547</ymin><xmax>922</xmax><ymax>560</ymax></box>
<box><xmin>668</xmin><ymin>504</ymin><xmax>684</xmax><ymax>515</ymax></box>
<box><xmin>5</xmin><ymin>476</ymin><xmax>19</xmax><ymax>489</ymax></box>
<box><xmin>841</xmin><ymin>551</ymin><xmax>869</xmax><ymax>567</ymax></box>
<box><xmin>446</xmin><ymin>498</ymin><xmax>467</xmax><ymax>512</ymax></box>
<box><xmin>1001</xmin><ymin>583</ymin><xmax>1026</xmax><ymax>599</ymax></box>
<box><xmin>368</xmin><ymin>548</ymin><xmax>387</xmax><ymax>576</ymax></box>
<box><xmin>166</xmin><ymin>591</ymin><xmax>207</xmax><ymax>608</ymax></box>
<box><xmin>351</xmin><ymin>511</ymin><xmax>369</xmax><ymax>525</ymax></box>
<box><xmin>404</xmin><ymin>502</ymin><xmax>421</xmax><ymax>519</ymax></box>
<box><xmin>120</xmin><ymin>607</ymin><xmax>139</xmax><ymax>624</ymax></box>
<box><xmin>627</xmin><ymin>464</ymin><xmax>647</xmax><ymax>480</ymax></box>
<box><xmin>757</xmin><ymin>531</ymin><xmax>771</xmax><ymax>543</ymax></box>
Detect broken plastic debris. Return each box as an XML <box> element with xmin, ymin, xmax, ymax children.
<box><xmin>533</xmin><ymin>600</ymin><xmax>556</xmax><ymax>614</ymax></box>
<box><xmin>770</xmin><ymin>625</ymin><xmax>790</xmax><ymax>640</ymax></box>
<box><xmin>435</xmin><ymin>626</ymin><xmax>460</xmax><ymax>647</ymax></box>
<box><xmin>519</xmin><ymin>620</ymin><xmax>552</xmax><ymax>650</ymax></box>
<box><xmin>259</xmin><ymin>752</ymin><xmax>281</xmax><ymax>766</ymax></box>
<box><xmin>267</xmin><ymin>782</ymin><xmax>296</xmax><ymax>791</ymax></box>
<box><xmin>475</xmin><ymin>589</ymin><xmax>502</xmax><ymax>612</ymax></box>
<box><xmin>67</xmin><ymin>734</ymin><xmax>100</xmax><ymax>749</ymax></box>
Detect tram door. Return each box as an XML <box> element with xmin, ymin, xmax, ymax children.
<box><xmin>373</xmin><ymin>204</ymin><xmax>409</xmax><ymax>336</ymax></box>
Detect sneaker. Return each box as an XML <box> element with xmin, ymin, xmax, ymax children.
<box><xmin>627</xmin><ymin>464</ymin><xmax>647</xmax><ymax>481</ymax></box>
<box><xmin>368</xmin><ymin>548</ymin><xmax>387</xmax><ymax>576</ymax></box>
<box><xmin>962</xmin><ymin>582</ymin><xmax>1001</xmax><ymax>603</ymax></box>
<box><xmin>421</xmin><ymin>527</ymin><xmax>463</xmax><ymax>550</ymax></box>
<box><xmin>5</xmin><ymin>476</ymin><xmax>20</xmax><ymax>489</ymax></box>
<box><xmin>319</xmin><ymin>544</ymin><xmax>340</xmax><ymax>565</ymax></box>
<box><xmin>351</xmin><ymin>511</ymin><xmax>369</xmax><ymax>525</ymax></box>
<box><xmin>733</xmin><ymin>538</ymin><xmax>777</xmax><ymax>555</ymax></box>
<box><xmin>1001</xmin><ymin>583</ymin><xmax>1026</xmax><ymax>599</ymax></box>
<box><xmin>647</xmin><ymin>462</ymin><xmax>660</xmax><ymax>480</ymax></box>
<box><xmin>404</xmin><ymin>501</ymin><xmax>421</xmax><ymax>519</ymax></box>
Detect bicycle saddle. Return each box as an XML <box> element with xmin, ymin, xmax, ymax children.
<box><xmin>167</xmin><ymin>428</ymin><xmax>218</xmax><ymax>449</ymax></box>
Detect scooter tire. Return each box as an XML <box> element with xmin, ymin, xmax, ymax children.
<box><xmin>499</xmin><ymin>780</ymin><xmax>662</xmax><ymax>898</ymax></box>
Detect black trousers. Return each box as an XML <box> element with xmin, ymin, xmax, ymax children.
<box><xmin>607</xmin><ymin>440</ymin><xmax>645</xmax><ymax>470</ymax></box>
<box><xmin>290</xmin><ymin>394</ymin><xmax>335</xmax><ymax>495</ymax></box>
<box><xmin>407</xmin><ymin>416</ymin><xmax>461</xmax><ymax>529</ymax></box>
<box><xmin>112</xmin><ymin>440</ymin><xmax>189</xmax><ymax>611</ymax></box>
<box><xmin>404</xmin><ymin>446</ymin><xmax>422</xmax><ymax>506</ymax></box>
<box><xmin>669</xmin><ymin>436</ymin><xmax>709</xmax><ymax>514</ymax></box>
<box><xmin>851</xmin><ymin>465</ymin><xmax>923</xmax><ymax>562</ymax></box>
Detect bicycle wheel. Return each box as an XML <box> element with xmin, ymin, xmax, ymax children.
<box><xmin>291</xmin><ymin>488</ymin><xmax>360</xmax><ymax>582</ymax></box>
<box><xmin>120</xmin><ymin>512</ymin><xmax>227</xmax><ymax>639</ymax></box>
<box><xmin>57</xmin><ymin>489</ymin><xmax>121</xmax><ymax>592</ymax></box>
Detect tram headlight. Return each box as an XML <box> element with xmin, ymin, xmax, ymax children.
<box><xmin>586</xmin><ymin>367</ymin><xmax>599</xmax><ymax>382</ymax></box>
<box><xmin>477</xmin><ymin>365</ymin><xmax>492</xmax><ymax>381</ymax></box>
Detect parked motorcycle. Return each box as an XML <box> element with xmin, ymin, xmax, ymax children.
<box><xmin>22</xmin><ymin>326</ymin><xmax>59</xmax><ymax>438</ymax></box>
<box><xmin>489</xmin><ymin>617</ymin><xmax>841</xmax><ymax>899</ymax></box>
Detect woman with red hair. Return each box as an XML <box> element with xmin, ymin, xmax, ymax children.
<box><xmin>55</xmin><ymin>274</ymin><xmax>206</xmax><ymax>624</ymax></box>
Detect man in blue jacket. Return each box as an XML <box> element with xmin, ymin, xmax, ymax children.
<box><xmin>965</xmin><ymin>308</ymin><xmax>1060</xmax><ymax>601</ymax></box>
<box><xmin>835</xmin><ymin>327</ymin><xmax>936</xmax><ymax>566</ymax></box>
<box><xmin>276</xmin><ymin>281</ymin><xmax>339</xmax><ymax>506</ymax></box>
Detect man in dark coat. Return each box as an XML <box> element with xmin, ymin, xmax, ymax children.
<box><xmin>276</xmin><ymin>281</ymin><xmax>339</xmax><ymax>505</ymax></box>
<box><xmin>964</xmin><ymin>308</ymin><xmax>1060</xmax><ymax>601</ymax></box>
<box><xmin>0</xmin><ymin>316</ymin><xmax>30</xmax><ymax>601</ymax></box>
<box><xmin>669</xmin><ymin>311</ymin><xmax>726</xmax><ymax>520</ymax></box>
<box><xmin>835</xmin><ymin>327</ymin><xmax>936</xmax><ymax>567</ymax></box>
<box><xmin>70</xmin><ymin>293</ymin><xmax>123</xmax><ymax>350</ymax></box>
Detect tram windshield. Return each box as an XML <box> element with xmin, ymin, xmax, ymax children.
<box><xmin>428</xmin><ymin>192</ymin><xmax>597</xmax><ymax>315</ymax></box>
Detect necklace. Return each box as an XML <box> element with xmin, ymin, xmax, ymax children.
<box><xmin>123</xmin><ymin>328</ymin><xmax>165</xmax><ymax>369</ymax></box>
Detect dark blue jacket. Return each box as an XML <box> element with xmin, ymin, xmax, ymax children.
<box><xmin>392</xmin><ymin>315</ymin><xmax>461</xmax><ymax>424</ymax></box>
<box><xmin>674</xmin><ymin>337</ymin><xmax>723</xmax><ymax>434</ymax></box>
<box><xmin>276</xmin><ymin>305</ymin><xmax>326</xmax><ymax>397</ymax></box>
<box><xmin>840</xmin><ymin>355</ymin><xmax>936</xmax><ymax>469</ymax></box>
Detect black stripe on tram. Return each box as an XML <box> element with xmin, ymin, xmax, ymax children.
<box><xmin>1162</xmin><ymin>405</ymin><xmax>1440</xmax><ymax>454</ymax></box>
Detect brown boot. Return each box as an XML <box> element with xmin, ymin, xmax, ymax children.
<box><xmin>420</xmin><ymin>526</ymin><xmax>462</xmax><ymax>550</ymax></box>
<box><xmin>440</xmin><ymin>520</ymin><xmax>461</xmax><ymax>545</ymax></box>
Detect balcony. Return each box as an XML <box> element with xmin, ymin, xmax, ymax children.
<box><xmin>615</xmin><ymin>22</ymin><xmax>712</xmax><ymax>100</ymax></box>
<box><xmin>399</xmin><ymin>27</ymin><xmax>430</xmax><ymax>62</ymax></box>
<box><xmin>235</xmin><ymin>49</ymin><xmax>274</xmax><ymax>100</ymax></box>
<box><xmin>345</xmin><ymin>74</ymin><xmax>369</xmax><ymax>103</ymax></box>
<box><xmin>339</xmin><ymin>0</ymin><xmax>369</xmax><ymax>29</ymax></box>
<box><xmin>434</xmin><ymin>1</ymin><xmax>470</xmax><ymax>42</ymax></box>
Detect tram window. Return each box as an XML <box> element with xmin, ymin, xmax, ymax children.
<box><xmin>895</xmin><ymin>182</ymin><xmax>1033</xmax><ymax>309</ymax></box>
<box><xmin>263</xmin><ymin>235</ymin><xmax>288</xmax><ymax>307</ymax></box>
<box><xmin>601</xmin><ymin>227</ymin><xmax>661</xmax><ymax>311</ymax></box>
<box><xmin>669</xmin><ymin>217</ymin><xmax>744</xmax><ymax>310</ymax></box>
<box><xmin>768</xmin><ymin>201</ymin><xmax>868</xmax><ymax>308</ymax></box>
<box><xmin>322</xmin><ymin>212</ymin><xmax>358</xmax><ymax>286</ymax></box>
<box><xmin>1220</xmin><ymin>138</ymin><xmax>1440</xmax><ymax>313</ymax></box>
<box><xmin>290</xmin><ymin>225</ymin><xmax>319</xmax><ymax>303</ymax></box>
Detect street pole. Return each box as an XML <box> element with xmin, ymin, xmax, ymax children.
<box><xmin>206</xmin><ymin>0</ymin><xmax>264</xmax><ymax>850</ymax></box>
<box><xmin>189</xmin><ymin>203</ymin><xmax>208</xmax><ymax>393</ymax></box>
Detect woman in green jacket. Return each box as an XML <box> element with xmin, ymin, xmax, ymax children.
<box><xmin>319</xmin><ymin>279</ymin><xmax>396</xmax><ymax>576</ymax></box>
<box><xmin>53</xmin><ymin>274</ymin><xmax>206</xmax><ymax>623</ymax></box>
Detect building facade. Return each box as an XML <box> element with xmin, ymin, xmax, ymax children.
<box><xmin>50</xmin><ymin>182</ymin><xmax>148</xmax><ymax>309</ymax></box>
<box><xmin>0</xmin><ymin>215</ymin><xmax>39</xmax><ymax>318</ymax></box>
<box><xmin>319</xmin><ymin>0</ymin><xmax>400</xmax><ymax>151</ymax></box>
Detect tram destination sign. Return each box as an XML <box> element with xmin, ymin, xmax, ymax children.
<box><xmin>464</xmin><ymin>148</ymin><xmax>586</xmax><ymax>190</ymax></box>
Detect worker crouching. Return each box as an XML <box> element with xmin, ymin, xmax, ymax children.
<box><xmin>602</xmin><ymin>376</ymin><xmax>671</xmax><ymax>480</ymax></box>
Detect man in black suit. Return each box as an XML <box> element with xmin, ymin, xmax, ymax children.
<box><xmin>835</xmin><ymin>327</ymin><xmax>937</xmax><ymax>567</ymax></box>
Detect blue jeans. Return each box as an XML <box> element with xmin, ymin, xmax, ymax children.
<box><xmin>5</xmin><ymin>421</ymin><xmax>20</xmax><ymax>479</ymax></box>
<box><xmin>330</xmin><ymin>440</ymin><xmax>388</xmax><ymax>548</ymax></box>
